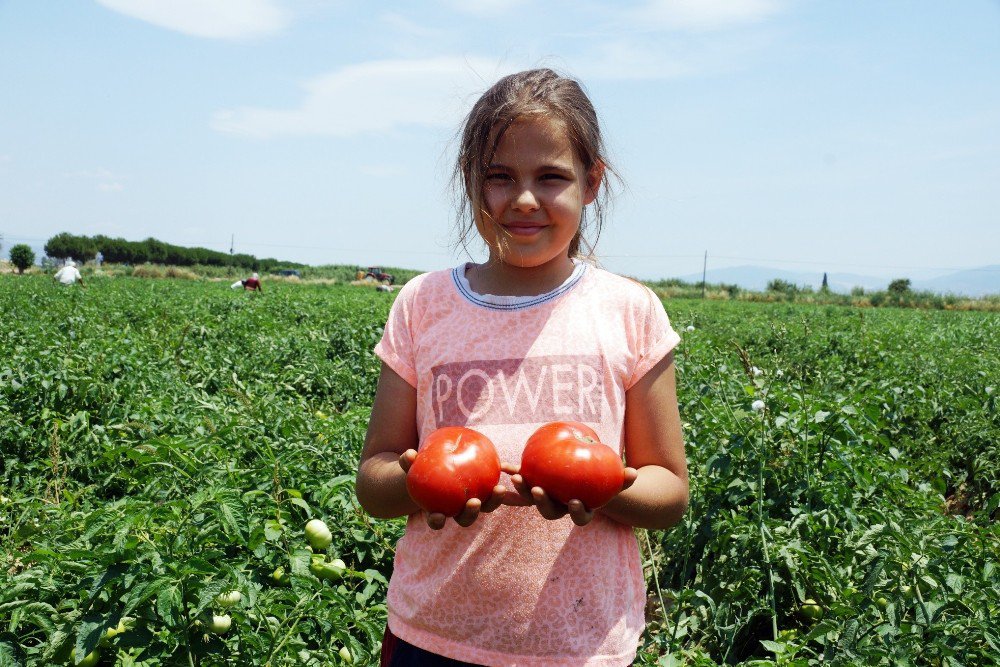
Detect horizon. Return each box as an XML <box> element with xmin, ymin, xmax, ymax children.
<box><xmin>2</xmin><ymin>2</ymin><xmax>998</xmax><ymax>282</ymax></box>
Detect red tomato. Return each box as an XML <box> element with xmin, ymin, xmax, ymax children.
<box><xmin>519</xmin><ymin>421</ymin><xmax>625</xmax><ymax>509</ymax></box>
<box><xmin>406</xmin><ymin>427</ymin><xmax>502</xmax><ymax>517</ymax></box>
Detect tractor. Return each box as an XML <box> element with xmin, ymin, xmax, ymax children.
<box><xmin>360</xmin><ymin>267</ymin><xmax>395</xmax><ymax>285</ymax></box>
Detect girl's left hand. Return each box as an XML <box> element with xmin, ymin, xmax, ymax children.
<box><xmin>506</xmin><ymin>464</ymin><xmax>639</xmax><ymax>526</ymax></box>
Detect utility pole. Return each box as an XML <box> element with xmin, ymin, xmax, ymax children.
<box><xmin>701</xmin><ymin>250</ymin><xmax>708</xmax><ymax>299</ymax></box>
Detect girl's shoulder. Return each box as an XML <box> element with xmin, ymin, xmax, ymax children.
<box><xmin>393</xmin><ymin>269</ymin><xmax>450</xmax><ymax>299</ymax></box>
<box><xmin>583</xmin><ymin>265</ymin><xmax>662</xmax><ymax>308</ymax></box>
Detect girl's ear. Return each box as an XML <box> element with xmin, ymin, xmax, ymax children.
<box><xmin>583</xmin><ymin>160</ymin><xmax>605</xmax><ymax>205</ymax></box>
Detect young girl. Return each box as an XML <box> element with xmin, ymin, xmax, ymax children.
<box><xmin>356</xmin><ymin>68</ymin><xmax>688</xmax><ymax>667</ymax></box>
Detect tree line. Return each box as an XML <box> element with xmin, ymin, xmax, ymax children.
<box><xmin>42</xmin><ymin>233</ymin><xmax>304</xmax><ymax>271</ymax></box>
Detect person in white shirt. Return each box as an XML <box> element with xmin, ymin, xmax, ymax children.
<box><xmin>53</xmin><ymin>259</ymin><xmax>84</xmax><ymax>287</ymax></box>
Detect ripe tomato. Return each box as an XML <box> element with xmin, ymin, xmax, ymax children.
<box><xmin>406</xmin><ymin>426</ymin><xmax>501</xmax><ymax>517</ymax></box>
<box><xmin>519</xmin><ymin>421</ymin><xmax>625</xmax><ymax>509</ymax></box>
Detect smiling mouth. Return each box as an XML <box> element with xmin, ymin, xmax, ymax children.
<box><xmin>503</xmin><ymin>224</ymin><xmax>545</xmax><ymax>237</ymax></box>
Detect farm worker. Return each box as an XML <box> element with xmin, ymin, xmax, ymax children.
<box><xmin>355</xmin><ymin>69</ymin><xmax>688</xmax><ymax>666</ymax></box>
<box><xmin>53</xmin><ymin>259</ymin><xmax>84</xmax><ymax>287</ymax></box>
<box><xmin>231</xmin><ymin>272</ymin><xmax>262</xmax><ymax>291</ymax></box>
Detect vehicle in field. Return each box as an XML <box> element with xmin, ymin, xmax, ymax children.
<box><xmin>360</xmin><ymin>266</ymin><xmax>394</xmax><ymax>285</ymax></box>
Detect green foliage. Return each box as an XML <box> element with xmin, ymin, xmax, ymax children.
<box><xmin>1</xmin><ymin>276</ymin><xmax>997</xmax><ymax>666</ymax></box>
<box><xmin>766</xmin><ymin>279</ymin><xmax>803</xmax><ymax>296</ymax></box>
<box><xmin>43</xmin><ymin>232</ymin><xmax>307</xmax><ymax>272</ymax></box>
<box><xmin>888</xmin><ymin>278</ymin><xmax>912</xmax><ymax>294</ymax></box>
<box><xmin>8</xmin><ymin>244</ymin><xmax>35</xmax><ymax>273</ymax></box>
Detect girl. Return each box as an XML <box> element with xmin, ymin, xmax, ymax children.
<box><xmin>356</xmin><ymin>68</ymin><xmax>688</xmax><ymax>667</ymax></box>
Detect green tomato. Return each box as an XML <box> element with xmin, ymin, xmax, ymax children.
<box><xmin>71</xmin><ymin>647</ymin><xmax>101</xmax><ymax>667</ymax></box>
<box><xmin>271</xmin><ymin>566</ymin><xmax>291</xmax><ymax>586</ymax></box>
<box><xmin>100</xmin><ymin>619</ymin><xmax>127</xmax><ymax>645</ymax></box>
<box><xmin>209</xmin><ymin>614</ymin><xmax>232</xmax><ymax>635</ymax></box>
<box><xmin>339</xmin><ymin>645</ymin><xmax>353</xmax><ymax>663</ymax></box>
<box><xmin>215</xmin><ymin>590</ymin><xmax>242</xmax><ymax>609</ymax></box>
<box><xmin>310</xmin><ymin>556</ymin><xmax>345</xmax><ymax>581</ymax></box>
<box><xmin>876</xmin><ymin>596</ymin><xmax>889</xmax><ymax>609</ymax></box>
<box><xmin>304</xmin><ymin>519</ymin><xmax>332</xmax><ymax>550</ymax></box>
<box><xmin>800</xmin><ymin>599</ymin><xmax>823</xmax><ymax>620</ymax></box>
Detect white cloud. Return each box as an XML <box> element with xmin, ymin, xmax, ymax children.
<box><xmin>631</xmin><ymin>0</ymin><xmax>783</xmax><ymax>30</ymax></box>
<box><xmin>212</xmin><ymin>56</ymin><xmax>522</xmax><ymax>138</ymax></box>
<box><xmin>98</xmin><ymin>182</ymin><xmax>124</xmax><ymax>192</ymax></box>
<box><xmin>94</xmin><ymin>0</ymin><xmax>289</xmax><ymax>40</ymax></box>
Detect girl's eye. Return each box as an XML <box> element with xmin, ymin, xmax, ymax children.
<box><xmin>486</xmin><ymin>173</ymin><xmax>511</xmax><ymax>181</ymax></box>
<box><xmin>540</xmin><ymin>173</ymin><xmax>569</xmax><ymax>181</ymax></box>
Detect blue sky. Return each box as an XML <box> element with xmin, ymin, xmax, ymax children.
<box><xmin>1</xmin><ymin>0</ymin><xmax>998</xmax><ymax>281</ymax></box>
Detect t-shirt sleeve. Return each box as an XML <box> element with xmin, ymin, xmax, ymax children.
<box><xmin>626</xmin><ymin>286</ymin><xmax>681</xmax><ymax>390</ymax></box>
<box><xmin>373</xmin><ymin>280</ymin><xmax>419</xmax><ymax>388</ymax></box>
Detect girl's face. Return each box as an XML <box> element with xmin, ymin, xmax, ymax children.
<box><xmin>478</xmin><ymin>116</ymin><xmax>602</xmax><ymax>269</ymax></box>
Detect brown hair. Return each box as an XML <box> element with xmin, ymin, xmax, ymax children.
<box><xmin>453</xmin><ymin>68</ymin><xmax>617</xmax><ymax>260</ymax></box>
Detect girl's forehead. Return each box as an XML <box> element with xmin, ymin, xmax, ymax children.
<box><xmin>490</xmin><ymin>116</ymin><xmax>575</xmax><ymax>160</ymax></box>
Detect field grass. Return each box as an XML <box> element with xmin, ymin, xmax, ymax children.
<box><xmin>1</xmin><ymin>274</ymin><xmax>998</xmax><ymax>666</ymax></box>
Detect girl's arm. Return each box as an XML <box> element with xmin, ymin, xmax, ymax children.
<box><xmin>356</xmin><ymin>363</ymin><xmax>421</xmax><ymax>519</ymax></box>
<box><xmin>599</xmin><ymin>351</ymin><xmax>688</xmax><ymax>530</ymax></box>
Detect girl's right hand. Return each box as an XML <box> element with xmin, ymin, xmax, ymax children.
<box><xmin>398</xmin><ymin>449</ymin><xmax>512</xmax><ymax>530</ymax></box>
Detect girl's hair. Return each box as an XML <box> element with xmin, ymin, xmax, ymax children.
<box><xmin>453</xmin><ymin>68</ymin><xmax>617</xmax><ymax>260</ymax></box>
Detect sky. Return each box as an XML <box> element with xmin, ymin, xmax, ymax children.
<box><xmin>1</xmin><ymin>0</ymin><xmax>999</xmax><ymax>282</ymax></box>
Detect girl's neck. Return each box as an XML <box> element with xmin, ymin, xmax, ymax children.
<box><xmin>467</xmin><ymin>255</ymin><xmax>577</xmax><ymax>297</ymax></box>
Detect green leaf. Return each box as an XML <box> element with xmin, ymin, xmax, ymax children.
<box><xmin>74</xmin><ymin>612</ymin><xmax>105</xmax><ymax>664</ymax></box>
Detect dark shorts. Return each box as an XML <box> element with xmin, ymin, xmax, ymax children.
<box><xmin>380</xmin><ymin>625</ymin><xmax>484</xmax><ymax>667</ymax></box>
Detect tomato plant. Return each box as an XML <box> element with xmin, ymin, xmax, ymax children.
<box><xmin>519</xmin><ymin>421</ymin><xmax>625</xmax><ymax>509</ymax></box>
<box><xmin>406</xmin><ymin>426</ymin><xmax>501</xmax><ymax>516</ymax></box>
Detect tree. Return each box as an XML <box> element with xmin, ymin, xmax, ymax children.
<box><xmin>9</xmin><ymin>244</ymin><xmax>35</xmax><ymax>274</ymax></box>
<box><xmin>767</xmin><ymin>278</ymin><xmax>799</xmax><ymax>295</ymax></box>
<box><xmin>888</xmin><ymin>278</ymin><xmax>911</xmax><ymax>294</ymax></box>
<box><xmin>821</xmin><ymin>272</ymin><xmax>829</xmax><ymax>291</ymax></box>
<box><xmin>45</xmin><ymin>232</ymin><xmax>93</xmax><ymax>260</ymax></box>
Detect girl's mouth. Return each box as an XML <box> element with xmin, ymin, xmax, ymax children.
<box><xmin>504</xmin><ymin>224</ymin><xmax>545</xmax><ymax>237</ymax></box>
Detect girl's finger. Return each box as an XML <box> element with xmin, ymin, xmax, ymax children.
<box><xmin>425</xmin><ymin>512</ymin><xmax>447</xmax><ymax>530</ymax></box>
<box><xmin>399</xmin><ymin>449</ymin><xmax>418</xmax><ymax>472</ymax></box>
<box><xmin>500</xmin><ymin>462</ymin><xmax>520</xmax><ymax>476</ymax></box>
<box><xmin>479</xmin><ymin>484</ymin><xmax>508</xmax><ymax>513</ymax></box>
<box><xmin>621</xmin><ymin>467</ymin><xmax>639</xmax><ymax>491</ymax></box>
<box><xmin>567</xmin><ymin>499</ymin><xmax>594</xmax><ymax>527</ymax></box>
<box><xmin>454</xmin><ymin>498</ymin><xmax>482</xmax><ymax>527</ymax></box>
<box><xmin>531</xmin><ymin>487</ymin><xmax>567</xmax><ymax>521</ymax></box>
<box><xmin>509</xmin><ymin>474</ymin><xmax>534</xmax><ymax>503</ymax></box>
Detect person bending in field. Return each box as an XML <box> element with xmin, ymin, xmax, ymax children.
<box><xmin>231</xmin><ymin>272</ymin><xmax>262</xmax><ymax>292</ymax></box>
<box><xmin>356</xmin><ymin>68</ymin><xmax>689</xmax><ymax>667</ymax></box>
<box><xmin>53</xmin><ymin>259</ymin><xmax>84</xmax><ymax>287</ymax></box>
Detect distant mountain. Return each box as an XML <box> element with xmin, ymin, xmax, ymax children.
<box><xmin>674</xmin><ymin>264</ymin><xmax>999</xmax><ymax>298</ymax></box>
<box><xmin>914</xmin><ymin>265</ymin><xmax>1000</xmax><ymax>298</ymax></box>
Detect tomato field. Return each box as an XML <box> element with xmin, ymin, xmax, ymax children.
<box><xmin>1</xmin><ymin>275</ymin><xmax>998</xmax><ymax>666</ymax></box>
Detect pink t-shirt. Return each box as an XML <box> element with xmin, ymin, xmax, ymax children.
<box><xmin>374</xmin><ymin>263</ymin><xmax>680</xmax><ymax>666</ymax></box>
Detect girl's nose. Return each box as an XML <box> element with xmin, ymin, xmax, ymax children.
<box><xmin>512</xmin><ymin>186</ymin><xmax>540</xmax><ymax>212</ymax></box>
